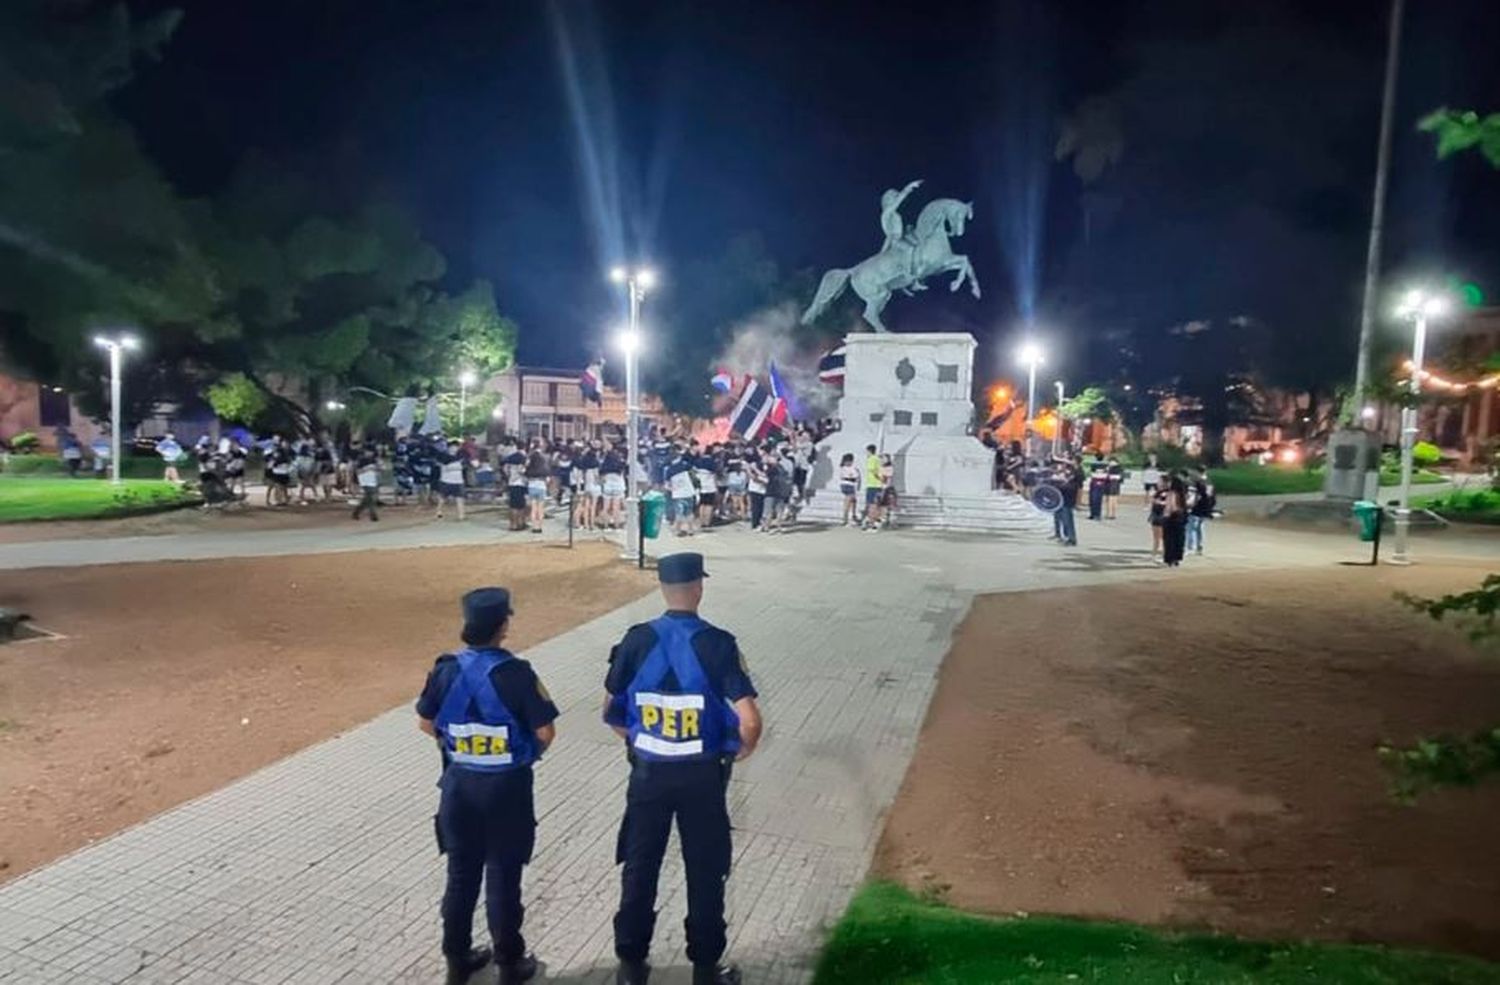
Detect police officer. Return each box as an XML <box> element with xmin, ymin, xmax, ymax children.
<box><xmin>416</xmin><ymin>588</ymin><xmax>558</xmax><ymax>985</ymax></box>
<box><xmin>603</xmin><ymin>553</ymin><xmax>763</xmax><ymax>985</ymax></box>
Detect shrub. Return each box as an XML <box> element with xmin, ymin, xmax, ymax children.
<box><xmin>1413</xmin><ymin>440</ymin><xmax>1443</xmax><ymax>468</ymax></box>
<box><xmin>10</xmin><ymin>431</ymin><xmax>39</xmax><ymax>452</ymax></box>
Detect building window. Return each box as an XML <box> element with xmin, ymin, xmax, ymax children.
<box><xmin>920</xmin><ymin>411</ymin><xmax>939</xmax><ymax>426</ymax></box>
<box><xmin>936</xmin><ymin>364</ymin><xmax>959</xmax><ymax>383</ymax></box>
<box><xmin>868</xmin><ymin>412</ymin><xmax>884</xmax><ymax>423</ymax></box>
<box><xmin>892</xmin><ymin>410</ymin><xmax>913</xmax><ymax>426</ymax></box>
<box><xmin>521</xmin><ymin>380</ymin><xmax>551</xmax><ymax>405</ymax></box>
<box><xmin>38</xmin><ymin>387</ymin><xmax>71</xmax><ymax>428</ymax></box>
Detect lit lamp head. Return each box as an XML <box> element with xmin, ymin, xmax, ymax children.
<box><xmin>609</xmin><ymin>266</ymin><xmax>628</xmax><ymax>285</ymax></box>
<box><xmin>1396</xmin><ymin>288</ymin><xmax>1451</xmax><ymax>321</ymax></box>
<box><xmin>634</xmin><ymin>267</ymin><xmax>657</xmax><ymax>292</ymax></box>
<box><xmin>616</xmin><ymin>325</ymin><xmax>642</xmax><ymax>356</ymax></box>
<box><xmin>1015</xmin><ymin>342</ymin><xmax>1044</xmax><ymax>368</ymax></box>
<box><xmin>458</xmin><ymin>370</ymin><xmax>478</xmax><ymax>388</ymax></box>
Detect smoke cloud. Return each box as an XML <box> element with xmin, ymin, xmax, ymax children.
<box><xmin>710</xmin><ymin>301</ymin><xmax>845</xmax><ymax>420</ymax></box>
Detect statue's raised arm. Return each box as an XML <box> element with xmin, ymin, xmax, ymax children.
<box><xmin>880</xmin><ymin>179</ymin><xmax>923</xmax><ymax>251</ymax></box>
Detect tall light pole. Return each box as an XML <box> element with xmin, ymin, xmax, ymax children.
<box><xmin>92</xmin><ymin>333</ymin><xmax>139</xmax><ymax>485</ymax></box>
<box><xmin>1390</xmin><ymin>288</ymin><xmax>1448</xmax><ymax>564</ymax></box>
<box><xmin>458</xmin><ymin>369</ymin><xmax>477</xmax><ymax>435</ymax></box>
<box><xmin>1052</xmin><ymin>380</ymin><xmax>1066</xmax><ymax>457</ymax></box>
<box><xmin>1353</xmin><ymin>0</ymin><xmax>1406</xmax><ymax>411</ymax></box>
<box><xmin>611</xmin><ymin>265</ymin><xmax>656</xmax><ymax>559</ymax></box>
<box><xmin>1016</xmin><ymin>342</ymin><xmax>1044</xmax><ymax>459</ymax></box>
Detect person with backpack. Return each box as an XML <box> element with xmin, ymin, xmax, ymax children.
<box><xmin>1187</xmin><ymin>467</ymin><xmax>1216</xmax><ymax>555</ymax></box>
<box><xmin>602</xmin><ymin>553</ymin><xmax>762</xmax><ymax>985</ymax></box>
<box><xmin>417</xmin><ymin>588</ymin><xmax>557</xmax><ymax>985</ymax></box>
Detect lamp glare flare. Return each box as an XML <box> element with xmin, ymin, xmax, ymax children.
<box><xmin>1396</xmin><ymin>288</ymin><xmax>1449</xmax><ymax>320</ymax></box>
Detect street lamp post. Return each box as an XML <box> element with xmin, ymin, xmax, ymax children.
<box><xmin>611</xmin><ymin>265</ymin><xmax>656</xmax><ymax>560</ymax></box>
<box><xmin>1016</xmin><ymin>342</ymin><xmax>1043</xmax><ymax>459</ymax></box>
<box><xmin>92</xmin><ymin>333</ymin><xmax>139</xmax><ymax>485</ymax></box>
<box><xmin>458</xmin><ymin>370</ymin><xmax>477</xmax><ymax>435</ymax></box>
<box><xmin>1390</xmin><ymin>288</ymin><xmax>1449</xmax><ymax>565</ymax></box>
<box><xmin>1052</xmin><ymin>380</ymin><xmax>1065</xmax><ymax>458</ymax></box>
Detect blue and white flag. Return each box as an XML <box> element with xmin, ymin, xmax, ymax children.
<box><xmin>419</xmin><ymin>396</ymin><xmax>443</xmax><ymax>435</ymax></box>
<box><xmin>817</xmin><ymin>345</ymin><xmax>847</xmax><ymax>385</ymax></box>
<box><xmin>388</xmin><ymin>396</ymin><xmax>419</xmax><ymax>435</ymax></box>
<box><xmin>580</xmin><ymin>362</ymin><xmax>602</xmax><ymax>405</ymax></box>
<box><xmin>729</xmin><ymin>376</ymin><xmax>774</xmax><ymax>440</ymax></box>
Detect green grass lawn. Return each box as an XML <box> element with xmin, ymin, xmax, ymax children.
<box><xmin>1207</xmin><ymin>463</ymin><xmax>1324</xmax><ymax>495</ymax></box>
<box><xmin>0</xmin><ymin>477</ymin><xmax>198</xmax><ymax>522</ymax></box>
<box><xmin>813</xmin><ymin>883</ymin><xmax>1500</xmax><ymax>985</ymax></box>
<box><xmin>1414</xmin><ymin>488</ymin><xmax>1500</xmax><ymax>524</ymax></box>
<box><xmin>1</xmin><ymin>453</ymin><xmax>197</xmax><ymax>480</ymax></box>
<box><xmin>1206</xmin><ymin>462</ymin><xmax>1447</xmax><ymax>496</ymax></box>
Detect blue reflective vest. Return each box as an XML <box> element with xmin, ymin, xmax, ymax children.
<box><xmin>434</xmin><ymin>648</ymin><xmax>537</xmax><ymax>773</ymax></box>
<box><xmin>625</xmin><ymin>616</ymin><xmax>740</xmax><ymax>763</ymax></box>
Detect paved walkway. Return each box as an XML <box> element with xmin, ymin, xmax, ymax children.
<box><xmin>0</xmin><ymin>515</ymin><xmax>1493</xmax><ymax>984</ymax></box>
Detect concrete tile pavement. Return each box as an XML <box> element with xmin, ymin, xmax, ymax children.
<box><xmin>1</xmin><ymin>513</ymin><xmax>1495</xmax><ymax>983</ymax></box>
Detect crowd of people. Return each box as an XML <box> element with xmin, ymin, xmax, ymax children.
<box><xmin>1000</xmin><ymin>444</ymin><xmax>1218</xmax><ymax>565</ymax></box>
<box><xmin>145</xmin><ymin>418</ymin><xmax>897</xmax><ymax>535</ymax></box>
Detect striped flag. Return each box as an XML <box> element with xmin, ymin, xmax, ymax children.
<box><xmin>710</xmin><ymin>368</ymin><xmax>734</xmax><ymax>393</ymax></box>
<box><xmin>579</xmin><ymin>362</ymin><xmax>602</xmax><ymax>404</ymax></box>
<box><xmin>817</xmin><ymin>345</ymin><xmax>847</xmax><ymax>384</ymax></box>
<box><xmin>728</xmin><ymin>376</ymin><xmax>775</xmax><ymax>440</ymax></box>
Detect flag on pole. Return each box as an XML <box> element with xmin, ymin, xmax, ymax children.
<box><xmin>387</xmin><ymin>396</ymin><xmax>419</xmax><ymax>435</ymax></box>
<box><xmin>817</xmin><ymin>345</ymin><xmax>847</xmax><ymax>385</ymax></box>
<box><xmin>767</xmin><ymin>361</ymin><xmax>799</xmax><ymax>422</ymax></box>
<box><xmin>419</xmin><ymin>395</ymin><xmax>443</xmax><ymax>435</ymax></box>
<box><xmin>710</xmin><ymin>368</ymin><xmax>733</xmax><ymax>393</ymax></box>
<box><xmin>579</xmin><ymin>362</ymin><xmax>602</xmax><ymax>404</ymax></box>
<box><xmin>728</xmin><ymin>376</ymin><xmax>775</xmax><ymax>440</ymax></box>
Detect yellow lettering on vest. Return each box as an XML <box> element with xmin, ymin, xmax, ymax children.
<box><xmin>492</xmin><ymin>734</ymin><xmax>508</xmax><ymax>755</ymax></box>
<box><xmin>471</xmin><ymin>733</ymin><xmax>488</xmax><ymax>756</ymax></box>
<box><xmin>661</xmin><ymin>708</ymin><xmax>678</xmax><ymax>739</ymax></box>
<box><xmin>642</xmin><ymin>705</ymin><xmax>660</xmax><ymax>731</ymax></box>
<box><xmin>681</xmin><ymin>708</ymin><xmax>699</xmax><ymax>739</ymax></box>
<box><xmin>455</xmin><ymin>736</ymin><xmax>471</xmax><ymax>755</ymax></box>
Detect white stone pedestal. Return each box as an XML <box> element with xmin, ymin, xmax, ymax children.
<box><xmin>804</xmin><ymin>333</ymin><xmax>1049</xmax><ymax>534</ymax></box>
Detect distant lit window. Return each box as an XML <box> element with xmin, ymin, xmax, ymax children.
<box><xmin>893</xmin><ymin>410</ymin><xmax>913</xmax><ymax>426</ymax></box>
<box><xmin>38</xmin><ymin>387</ymin><xmax>70</xmax><ymax>428</ymax></box>
<box><xmin>920</xmin><ymin>412</ymin><xmax>939</xmax><ymax>426</ymax></box>
<box><xmin>936</xmin><ymin>364</ymin><xmax>959</xmax><ymax>383</ymax></box>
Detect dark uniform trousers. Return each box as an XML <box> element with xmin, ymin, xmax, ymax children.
<box><xmin>438</xmin><ymin>768</ymin><xmax>536</xmax><ymax>964</ymax></box>
<box><xmin>614</xmin><ymin>758</ymin><xmax>733</xmax><ymax>966</ymax></box>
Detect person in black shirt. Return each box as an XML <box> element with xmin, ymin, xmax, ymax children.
<box><xmin>1051</xmin><ymin>457</ymin><xmax>1081</xmax><ymax>546</ymax></box>
<box><xmin>416</xmin><ymin>588</ymin><xmax>559</xmax><ymax>985</ymax></box>
<box><xmin>602</xmin><ymin>554</ymin><xmax>762</xmax><ymax>985</ymax></box>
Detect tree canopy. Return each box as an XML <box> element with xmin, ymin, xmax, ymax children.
<box><xmin>1052</xmin><ymin>6</ymin><xmax>1373</xmax><ymax>458</ymax></box>
<box><xmin>0</xmin><ymin>2</ymin><xmax>517</xmax><ymax>434</ymax></box>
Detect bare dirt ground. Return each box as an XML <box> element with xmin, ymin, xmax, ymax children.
<box><xmin>0</xmin><ymin>542</ymin><xmax>650</xmax><ymax>881</ymax></box>
<box><xmin>876</xmin><ymin>561</ymin><xmax>1500</xmax><ymax>960</ymax></box>
<box><xmin>0</xmin><ymin>495</ymin><xmax>512</xmax><ymax>543</ymax></box>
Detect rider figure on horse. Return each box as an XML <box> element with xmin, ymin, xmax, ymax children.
<box><xmin>880</xmin><ymin>179</ymin><xmax>925</xmax><ymax>290</ymax></box>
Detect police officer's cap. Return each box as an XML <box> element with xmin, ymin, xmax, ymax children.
<box><xmin>658</xmin><ymin>552</ymin><xmax>709</xmax><ymax>584</ymax></box>
<box><xmin>461</xmin><ymin>587</ymin><xmax>513</xmax><ymax>641</ymax></box>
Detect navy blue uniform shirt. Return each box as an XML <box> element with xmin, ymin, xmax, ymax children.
<box><xmin>604</xmin><ymin>612</ymin><xmax>757</xmax><ymax>729</ymax></box>
<box><xmin>417</xmin><ymin>649</ymin><xmax>560</xmax><ymax>741</ymax></box>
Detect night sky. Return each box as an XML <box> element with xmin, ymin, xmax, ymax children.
<box><xmin>117</xmin><ymin>0</ymin><xmax>1500</xmax><ymax>378</ymax></box>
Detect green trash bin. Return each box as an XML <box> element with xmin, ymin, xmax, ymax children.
<box><xmin>640</xmin><ymin>490</ymin><xmax>666</xmax><ymax>540</ymax></box>
<box><xmin>1352</xmin><ymin>500</ymin><xmax>1382</xmax><ymax>542</ymax></box>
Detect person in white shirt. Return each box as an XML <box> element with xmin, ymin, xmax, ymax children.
<box><xmin>436</xmin><ymin>440</ymin><xmax>467</xmax><ymax>521</ymax></box>
<box><xmin>838</xmin><ymin>453</ymin><xmax>860</xmax><ymax>526</ymax></box>
<box><xmin>352</xmin><ymin>447</ymin><xmax>381</xmax><ymax>522</ymax></box>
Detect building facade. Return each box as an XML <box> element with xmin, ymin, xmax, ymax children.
<box><xmin>0</xmin><ymin>374</ymin><xmax>105</xmax><ymax>449</ymax></box>
<box><xmin>489</xmin><ymin>365</ymin><xmax>670</xmax><ymax>441</ymax></box>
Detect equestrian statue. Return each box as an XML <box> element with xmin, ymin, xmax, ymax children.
<box><xmin>801</xmin><ymin>179</ymin><xmax>981</xmax><ymax>333</ymax></box>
